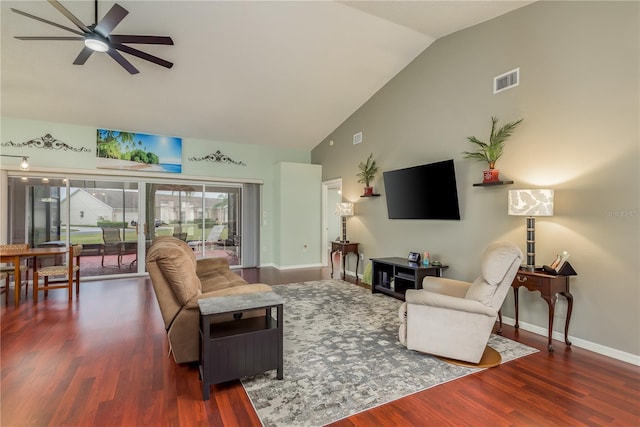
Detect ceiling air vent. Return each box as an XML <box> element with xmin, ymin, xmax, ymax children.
<box><xmin>494</xmin><ymin>68</ymin><xmax>519</xmax><ymax>94</ymax></box>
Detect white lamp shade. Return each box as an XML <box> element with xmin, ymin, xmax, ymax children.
<box><xmin>335</xmin><ymin>202</ymin><xmax>354</xmax><ymax>217</ymax></box>
<box><xmin>508</xmin><ymin>189</ymin><xmax>554</xmax><ymax>216</ymax></box>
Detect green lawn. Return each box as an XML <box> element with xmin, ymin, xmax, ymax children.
<box><xmin>62</xmin><ymin>227</ymin><xmax>208</xmax><ymax>244</ymax></box>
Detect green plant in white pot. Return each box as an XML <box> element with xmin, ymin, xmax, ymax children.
<box><xmin>463</xmin><ymin>116</ymin><xmax>523</xmax><ymax>183</ymax></box>
<box><xmin>356</xmin><ymin>153</ymin><xmax>379</xmax><ymax>196</ymax></box>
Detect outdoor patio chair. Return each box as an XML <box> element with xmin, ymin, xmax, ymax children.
<box><xmin>172</xmin><ymin>232</ymin><xmax>188</xmax><ymax>241</ymax></box>
<box><xmin>101</xmin><ymin>227</ymin><xmax>123</xmax><ymax>268</ymax></box>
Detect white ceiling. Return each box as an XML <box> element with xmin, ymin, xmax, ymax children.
<box><xmin>1</xmin><ymin>1</ymin><xmax>533</xmax><ymax>150</ymax></box>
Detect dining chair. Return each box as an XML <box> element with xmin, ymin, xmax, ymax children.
<box><xmin>0</xmin><ymin>271</ymin><xmax>7</xmax><ymax>305</ymax></box>
<box><xmin>33</xmin><ymin>244</ymin><xmax>82</xmax><ymax>303</ymax></box>
<box><xmin>0</xmin><ymin>244</ymin><xmax>30</xmax><ymax>299</ymax></box>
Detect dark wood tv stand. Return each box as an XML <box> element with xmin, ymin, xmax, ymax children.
<box><xmin>371</xmin><ymin>257</ymin><xmax>448</xmax><ymax>301</ymax></box>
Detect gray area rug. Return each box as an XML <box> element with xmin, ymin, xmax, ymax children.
<box><xmin>241</xmin><ymin>280</ymin><xmax>537</xmax><ymax>427</ymax></box>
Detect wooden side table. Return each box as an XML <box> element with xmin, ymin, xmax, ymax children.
<box><xmin>510</xmin><ymin>268</ymin><xmax>575</xmax><ymax>352</ymax></box>
<box><xmin>198</xmin><ymin>292</ymin><xmax>284</xmax><ymax>400</ymax></box>
<box><xmin>330</xmin><ymin>241</ymin><xmax>359</xmax><ymax>281</ymax></box>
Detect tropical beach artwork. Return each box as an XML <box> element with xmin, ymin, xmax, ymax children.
<box><xmin>96</xmin><ymin>129</ymin><xmax>182</xmax><ymax>173</ymax></box>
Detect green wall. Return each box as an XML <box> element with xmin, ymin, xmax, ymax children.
<box><xmin>0</xmin><ymin>116</ymin><xmax>312</xmax><ymax>267</ymax></box>
<box><xmin>274</xmin><ymin>162</ymin><xmax>322</xmax><ymax>268</ymax></box>
<box><xmin>312</xmin><ymin>1</ymin><xmax>639</xmax><ymax>360</ymax></box>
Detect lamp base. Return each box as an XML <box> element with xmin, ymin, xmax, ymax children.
<box><xmin>522</xmin><ymin>264</ymin><xmax>543</xmax><ymax>272</ymax></box>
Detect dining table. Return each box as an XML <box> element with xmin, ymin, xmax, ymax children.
<box><xmin>0</xmin><ymin>246</ymin><xmax>70</xmax><ymax>307</ymax></box>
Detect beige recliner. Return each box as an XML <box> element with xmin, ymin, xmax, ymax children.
<box><xmin>146</xmin><ymin>236</ymin><xmax>272</xmax><ymax>364</ymax></box>
<box><xmin>399</xmin><ymin>241</ymin><xmax>523</xmax><ymax>364</ymax></box>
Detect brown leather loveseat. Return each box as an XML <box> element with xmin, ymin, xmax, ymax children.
<box><xmin>146</xmin><ymin>236</ymin><xmax>272</xmax><ymax>363</ymax></box>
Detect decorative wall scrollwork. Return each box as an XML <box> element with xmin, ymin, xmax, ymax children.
<box><xmin>1</xmin><ymin>133</ymin><xmax>91</xmax><ymax>152</ymax></box>
<box><xmin>188</xmin><ymin>150</ymin><xmax>246</xmax><ymax>166</ymax></box>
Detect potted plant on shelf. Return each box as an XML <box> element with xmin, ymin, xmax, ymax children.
<box><xmin>463</xmin><ymin>116</ymin><xmax>523</xmax><ymax>183</ymax></box>
<box><xmin>356</xmin><ymin>153</ymin><xmax>379</xmax><ymax>196</ymax></box>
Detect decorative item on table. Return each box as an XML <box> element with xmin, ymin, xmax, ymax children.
<box><xmin>508</xmin><ymin>189</ymin><xmax>554</xmax><ymax>271</ymax></box>
<box><xmin>543</xmin><ymin>251</ymin><xmax>577</xmax><ymax>275</ymax></box>
<box><xmin>407</xmin><ymin>251</ymin><xmax>421</xmax><ymax>263</ymax></box>
<box><xmin>356</xmin><ymin>153</ymin><xmax>379</xmax><ymax>196</ymax></box>
<box><xmin>335</xmin><ymin>202</ymin><xmax>354</xmax><ymax>243</ymax></box>
<box><xmin>431</xmin><ymin>260</ymin><xmax>442</xmax><ymax>267</ymax></box>
<box><xmin>463</xmin><ymin>116</ymin><xmax>523</xmax><ymax>183</ymax></box>
<box><xmin>422</xmin><ymin>252</ymin><xmax>430</xmax><ymax>266</ymax></box>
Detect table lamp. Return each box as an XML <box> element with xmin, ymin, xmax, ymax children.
<box><xmin>335</xmin><ymin>202</ymin><xmax>354</xmax><ymax>243</ymax></box>
<box><xmin>508</xmin><ymin>189</ymin><xmax>554</xmax><ymax>271</ymax></box>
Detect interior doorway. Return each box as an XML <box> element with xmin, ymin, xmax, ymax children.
<box><xmin>321</xmin><ymin>178</ymin><xmax>342</xmax><ymax>267</ymax></box>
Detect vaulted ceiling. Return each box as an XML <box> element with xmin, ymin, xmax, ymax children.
<box><xmin>1</xmin><ymin>1</ymin><xmax>532</xmax><ymax>150</ymax></box>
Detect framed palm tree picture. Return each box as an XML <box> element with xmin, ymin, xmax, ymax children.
<box><xmin>96</xmin><ymin>129</ymin><xmax>182</xmax><ymax>173</ymax></box>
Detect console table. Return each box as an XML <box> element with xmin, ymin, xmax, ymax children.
<box><xmin>507</xmin><ymin>268</ymin><xmax>575</xmax><ymax>352</ymax></box>
<box><xmin>198</xmin><ymin>291</ymin><xmax>284</xmax><ymax>400</ymax></box>
<box><xmin>330</xmin><ymin>241</ymin><xmax>359</xmax><ymax>282</ymax></box>
<box><xmin>371</xmin><ymin>257</ymin><xmax>448</xmax><ymax>301</ymax></box>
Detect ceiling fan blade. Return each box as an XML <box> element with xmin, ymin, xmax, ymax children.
<box><xmin>15</xmin><ymin>36</ymin><xmax>84</xmax><ymax>41</ymax></box>
<box><xmin>107</xmin><ymin>49</ymin><xmax>139</xmax><ymax>74</ymax></box>
<box><xmin>94</xmin><ymin>4</ymin><xmax>128</xmax><ymax>38</ymax></box>
<box><xmin>47</xmin><ymin>0</ymin><xmax>91</xmax><ymax>33</ymax></box>
<box><xmin>109</xmin><ymin>35</ymin><xmax>174</xmax><ymax>45</ymax></box>
<box><xmin>73</xmin><ymin>46</ymin><xmax>94</xmax><ymax>65</ymax></box>
<box><xmin>115</xmin><ymin>44</ymin><xmax>174</xmax><ymax>69</ymax></box>
<box><xmin>11</xmin><ymin>8</ymin><xmax>85</xmax><ymax>36</ymax></box>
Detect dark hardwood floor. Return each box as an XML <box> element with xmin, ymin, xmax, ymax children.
<box><xmin>1</xmin><ymin>264</ymin><xmax>638</xmax><ymax>426</ymax></box>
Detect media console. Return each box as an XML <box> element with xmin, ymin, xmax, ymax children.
<box><xmin>371</xmin><ymin>257</ymin><xmax>448</xmax><ymax>301</ymax></box>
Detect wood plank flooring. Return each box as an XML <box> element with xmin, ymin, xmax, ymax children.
<box><xmin>1</xmin><ymin>266</ymin><xmax>638</xmax><ymax>426</ymax></box>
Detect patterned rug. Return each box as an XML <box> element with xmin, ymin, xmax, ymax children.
<box><xmin>241</xmin><ymin>280</ymin><xmax>538</xmax><ymax>427</ymax></box>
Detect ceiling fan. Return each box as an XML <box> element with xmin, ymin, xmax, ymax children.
<box><xmin>11</xmin><ymin>0</ymin><xmax>174</xmax><ymax>75</ymax></box>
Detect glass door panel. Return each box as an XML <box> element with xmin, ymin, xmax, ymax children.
<box><xmin>66</xmin><ymin>179</ymin><xmax>139</xmax><ymax>277</ymax></box>
<box><xmin>202</xmin><ymin>185</ymin><xmax>241</xmax><ymax>265</ymax></box>
<box><xmin>146</xmin><ymin>183</ymin><xmax>242</xmax><ymax>266</ymax></box>
<box><xmin>7</xmin><ymin>176</ymin><xmax>66</xmax><ymax>248</ymax></box>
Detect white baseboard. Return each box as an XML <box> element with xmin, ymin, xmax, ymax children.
<box><xmin>273</xmin><ymin>262</ymin><xmax>323</xmax><ymax>271</ymax></box>
<box><xmin>501</xmin><ymin>316</ymin><xmax>640</xmax><ymax>366</ymax></box>
<box><xmin>258</xmin><ymin>262</ymin><xmax>276</xmax><ymax>268</ymax></box>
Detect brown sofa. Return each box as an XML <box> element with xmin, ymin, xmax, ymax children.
<box><xmin>146</xmin><ymin>236</ymin><xmax>272</xmax><ymax>363</ymax></box>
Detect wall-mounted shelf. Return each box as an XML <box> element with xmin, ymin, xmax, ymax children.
<box><xmin>360</xmin><ymin>194</ymin><xmax>380</xmax><ymax>197</ymax></box>
<box><xmin>473</xmin><ymin>180</ymin><xmax>514</xmax><ymax>187</ymax></box>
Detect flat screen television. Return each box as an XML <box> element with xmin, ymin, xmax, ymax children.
<box><xmin>383</xmin><ymin>159</ymin><xmax>461</xmax><ymax>220</ymax></box>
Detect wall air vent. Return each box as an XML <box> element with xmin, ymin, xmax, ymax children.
<box><xmin>494</xmin><ymin>68</ymin><xmax>519</xmax><ymax>94</ymax></box>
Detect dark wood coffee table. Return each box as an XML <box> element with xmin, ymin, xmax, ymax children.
<box><xmin>198</xmin><ymin>291</ymin><xmax>284</xmax><ymax>400</ymax></box>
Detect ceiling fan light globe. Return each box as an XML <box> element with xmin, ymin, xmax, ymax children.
<box><xmin>84</xmin><ymin>37</ymin><xmax>109</xmax><ymax>52</ymax></box>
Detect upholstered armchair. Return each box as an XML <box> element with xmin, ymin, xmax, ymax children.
<box><xmin>146</xmin><ymin>236</ymin><xmax>272</xmax><ymax>364</ymax></box>
<box><xmin>399</xmin><ymin>241</ymin><xmax>523</xmax><ymax>364</ymax></box>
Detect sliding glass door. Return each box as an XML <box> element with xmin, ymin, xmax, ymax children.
<box><xmin>7</xmin><ymin>176</ymin><xmax>141</xmax><ymax>277</ymax></box>
<box><xmin>7</xmin><ymin>174</ymin><xmax>258</xmax><ymax>279</ymax></box>
<box><xmin>66</xmin><ymin>179</ymin><xmax>140</xmax><ymax>274</ymax></box>
<box><xmin>146</xmin><ymin>183</ymin><xmax>242</xmax><ymax>266</ymax></box>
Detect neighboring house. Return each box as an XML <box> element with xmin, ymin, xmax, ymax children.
<box><xmin>98</xmin><ymin>189</ymin><xmax>138</xmax><ymax>223</ymax></box>
<box><xmin>60</xmin><ymin>189</ymin><xmax>113</xmax><ymax>226</ymax></box>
